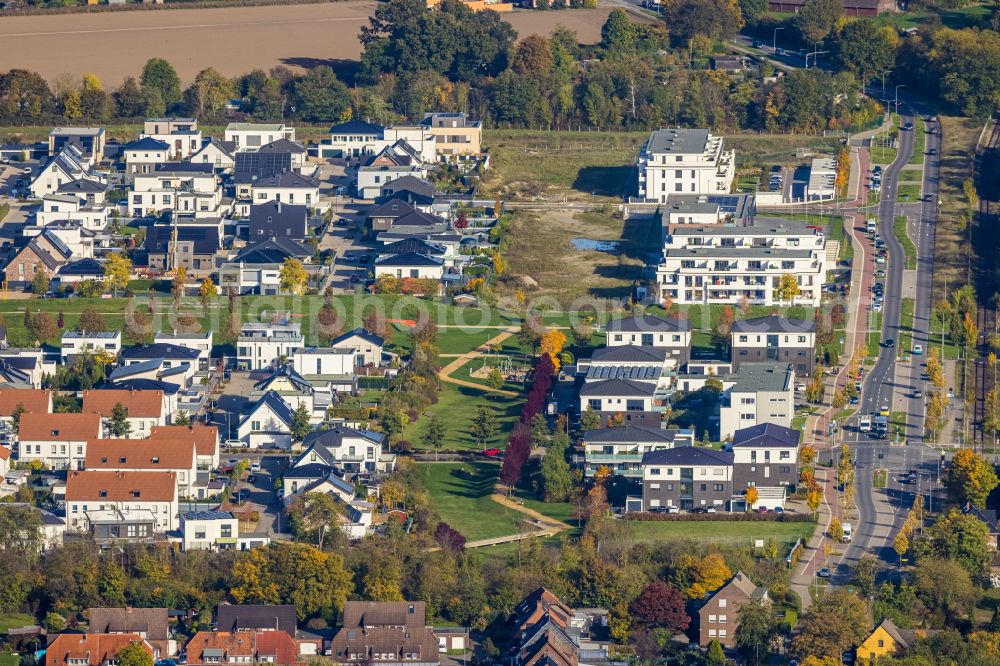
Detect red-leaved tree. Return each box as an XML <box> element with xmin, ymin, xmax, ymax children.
<box><xmin>631</xmin><ymin>580</ymin><xmax>690</xmax><ymax>634</ymax></box>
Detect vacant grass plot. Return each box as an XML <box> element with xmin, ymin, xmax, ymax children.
<box><xmin>897</xmin><ymin>183</ymin><xmax>921</xmax><ymax>202</ymax></box>
<box><xmin>403</xmin><ymin>381</ymin><xmax>522</xmax><ymax>452</ymax></box>
<box><xmin>909</xmin><ymin>118</ymin><xmax>927</xmax><ymax>165</ymax></box>
<box><xmin>623</xmin><ymin>519</ymin><xmax>816</xmax><ymax>551</ymax></box>
<box><xmin>935</xmin><ymin>116</ymin><xmax>983</xmax><ymax>293</ymax></box>
<box><xmin>417</xmin><ymin>462</ymin><xmax>522</xmax><ymax>541</ymax></box>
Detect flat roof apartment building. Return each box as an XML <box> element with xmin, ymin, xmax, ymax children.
<box><xmin>636</xmin><ymin>129</ymin><xmax>735</xmax><ymax>203</ymax></box>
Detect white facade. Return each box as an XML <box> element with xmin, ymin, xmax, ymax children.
<box><xmin>252</xmin><ymin>182</ymin><xmax>318</xmax><ymax>207</ymax></box>
<box><xmin>607</xmin><ymin>329</ymin><xmax>691</xmax><ymax>349</ymax></box>
<box><xmin>236</xmin><ymin>321</ymin><xmax>304</xmax><ymax>371</ymax></box>
<box><xmin>154</xmin><ymin>331</ymin><xmax>213</xmax><ymax>369</ymax></box>
<box><xmin>291</xmin><ymin>349</ymin><xmax>354</xmax><ymax>377</ymax></box>
<box><xmin>65</xmin><ymin>472</ymin><xmax>179</xmax><ymax>533</ymax></box>
<box><xmin>192</xmin><ymin>140</ymin><xmax>236</xmax><ymax>170</ymax></box>
<box><xmin>330</xmin><ymin>331</ymin><xmax>384</xmax><ymax>368</ymax></box>
<box><xmin>60</xmin><ymin>331</ymin><xmax>121</xmax><ymax>362</ymax></box>
<box><xmin>718</xmin><ymin>367</ymin><xmax>795</xmax><ymax>441</ymax></box>
<box><xmin>637</xmin><ymin>129</ymin><xmax>735</xmax><ymax>203</ymax></box>
<box><xmin>373</xmin><ymin>260</ymin><xmax>444</xmax><ymax>280</ymax></box>
<box><xmin>224</xmin><ymin>123</ymin><xmax>295</xmax><ymax>152</ymax></box>
<box><xmin>22</xmin><ymin>222</ymin><xmax>94</xmax><ymax>259</ymax></box>
<box><xmin>130</xmin><ymin>170</ymin><xmax>220</xmax><ymax>218</ymax></box>
<box><xmin>18</xmin><ymin>436</ymin><xmax>89</xmax><ymax>471</ymax></box>
<box><xmin>656</xmin><ymin>223</ymin><xmax>827</xmax><ymax>307</ymax></box>
<box><xmin>36</xmin><ymin>195</ymin><xmax>109</xmax><ymax>231</ymax></box>
<box><xmin>357</xmin><ymin>165</ymin><xmax>425</xmax><ymax>200</ymax></box>
<box><xmin>123</xmin><ymin>144</ymin><xmax>170</xmax><ymax>174</ymax></box>
<box><xmin>236</xmin><ymin>395</ymin><xmax>294</xmax><ymax>449</ymax></box>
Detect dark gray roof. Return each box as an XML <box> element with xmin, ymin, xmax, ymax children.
<box><xmin>590</xmin><ymin>345</ymin><xmax>670</xmax><ymax>364</ymax></box>
<box><xmin>104</xmin><ymin>379</ymin><xmax>181</xmax><ymax>395</ymax></box>
<box><xmin>731</xmin><ymin>423</ymin><xmax>800</xmax><ymax>448</ymax></box>
<box><xmin>284</xmin><ymin>463</ymin><xmax>334</xmax><ymax>479</ymax></box>
<box><xmin>254</xmin><ymin>172</ymin><xmax>318</xmax><ymax>188</ymax></box>
<box><xmin>329</xmin><ymin>119</ymin><xmax>384</xmax><ymax>135</ymax></box>
<box><xmin>200</xmin><ymin>137</ymin><xmax>236</xmax><ymax>158</ymax></box>
<box><xmin>374</xmin><ymin>252</ymin><xmax>443</xmax><ymax>268</ymax></box>
<box><xmin>249</xmin><ymin>200</ymin><xmax>308</xmax><ymax>240</ymax></box>
<box><xmin>234</xmin><ymin>237</ymin><xmax>312</xmax><ymax>264</ymax></box>
<box><xmin>380</xmin><ymin>175</ymin><xmax>435</xmax><ymax>198</ymax></box>
<box><xmin>258</xmin><ymin>138</ymin><xmax>307</xmax><ymax>154</ymax></box>
<box><xmin>145</xmin><ymin>224</ymin><xmax>220</xmax><ymax>255</ymax></box>
<box><xmin>642</xmin><ymin>446</ymin><xmax>733</xmax><ymax>466</ymax></box>
<box><xmin>732</xmin><ymin>315</ymin><xmax>817</xmax><ymax>335</ymax></box>
<box><xmin>235</xmin><ymin>151</ymin><xmax>291</xmax><ymax>180</ymax></box>
<box><xmin>579</xmin><ymin>378</ymin><xmax>656</xmax><ymax>397</ymax></box>
<box><xmin>215</xmin><ymin>604</ymin><xmax>297</xmax><ymax>636</ymax></box>
<box><xmin>154</xmin><ymin>162</ymin><xmax>214</xmax><ymax>174</ymax></box>
<box><xmin>392</xmin><ymin>210</ymin><xmax>446</xmax><ymax>228</ymax></box>
<box><xmin>183</xmin><ymin>510</ymin><xmax>235</xmax><ymax>520</ymax></box>
<box><xmin>607</xmin><ymin>314</ymin><xmax>691</xmax><ymax>333</ymax></box>
<box><xmin>366</xmin><ymin>199</ymin><xmax>415</xmax><ymax>220</ymax></box>
<box><xmin>725</xmin><ymin>363</ymin><xmax>793</xmax><ymax>392</ymax></box>
<box><xmin>380</xmin><ymin>239</ymin><xmax>446</xmax><ymax>256</ymax></box>
<box><xmin>59</xmin><ymin>258</ymin><xmax>104</xmax><ymax>277</ymax></box>
<box><xmin>583</xmin><ymin>425</ymin><xmax>684</xmax><ymax>444</ymax></box>
<box><xmin>121</xmin><ymin>343</ymin><xmax>201</xmax><ymax>361</ymax></box>
<box><xmin>56</xmin><ymin>179</ymin><xmax>107</xmax><ymax>194</ymax></box>
<box><xmin>646</xmin><ymin>128</ymin><xmax>711</xmax><ymax>155</ymax></box>
<box><xmin>301</xmin><ymin>425</ymin><xmax>386</xmax><ymax>450</ymax></box>
<box><xmin>247</xmin><ymin>391</ymin><xmax>295</xmax><ymax>427</ymax></box>
<box><xmin>124</xmin><ymin>137</ymin><xmax>170</xmax><ymax>152</ymax></box>
<box><xmin>330</xmin><ymin>328</ymin><xmax>385</xmax><ymax>348</ymax></box>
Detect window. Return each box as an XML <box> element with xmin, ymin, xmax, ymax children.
<box><xmin>714</xmin><ymin>484</ymin><xmax>724</xmax><ymax>491</ymax></box>
<box><xmin>708</xmin><ymin>615</ymin><xmax>716</xmax><ymax>623</ymax></box>
<box><xmin>718</xmin><ymin>599</ymin><xmax>727</xmax><ymax>608</ymax></box>
<box><xmin>251</xmin><ymin>420</ymin><xmax>261</xmax><ymax>431</ymax></box>
<box><xmin>718</xmin><ymin>615</ymin><xmax>727</xmax><ymax>623</ymax></box>
<box><xmin>877</xmin><ymin>640</ymin><xmax>884</xmax><ymax>648</ymax></box>
<box><xmin>708</xmin><ymin>629</ymin><xmax>717</xmax><ymax>638</ymax></box>
<box><xmin>195</xmin><ymin>531</ymin><xmax>206</xmax><ymax>539</ymax></box>
<box><xmin>718</xmin><ymin>630</ymin><xmax>727</xmax><ymax>638</ymax></box>
<box><xmin>650</xmin><ymin>468</ymin><xmax>661</xmax><ymax>476</ymax></box>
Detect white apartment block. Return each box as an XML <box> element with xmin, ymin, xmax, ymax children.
<box><xmin>718</xmin><ymin>363</ymin><xmax>795</xmax><ymax>440</ymax></box>
<box><xmin>236</xmin><ymin>320</ymin><xmax>304</xmax><ymax>370</ymax></box>
<box><xmin>656</xmin><ymin>221</ymin><xmax>827</xmax><ymax>307</ymax></box>
<box><xmin>65</xmin><ymin>470</ymin><xmax>179</xmax><ymax>533</ymax></box>
<box><xmin>61</xmin><ymin>331</ymin><xmax>122</xmax><ymax>362</ymax></box>
<box><xmin>224</xmin><ymin>123</ymin><xmax>295</xmax><ymax>152</ymax></box>
<box><xmin>637</xmin><ymin>129</ymin><xmax>735</xmax><ymax>203</ymax></box>
<box><xmin>154</xmin><ymin>331</ymin><xmax>213</xmax><ymax>370</ymax></box>
<box><xmin>130</xmin><ymin>167</ymin><xmax>220</xmax><ymax>218</ymax></box>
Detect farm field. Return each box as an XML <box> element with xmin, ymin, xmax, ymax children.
<box><xmin>0</xmin><ymin>1</ymin><xmax>613</xmax><ymax>84</ymax></box>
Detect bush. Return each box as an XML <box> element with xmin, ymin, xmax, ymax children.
<box><xmin>358</xmin><ymin>376</ymin><xmax>390</xmax><ymax>389</ymax></box>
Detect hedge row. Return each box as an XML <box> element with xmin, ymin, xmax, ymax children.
<box><xmin>624</xmin><ymin>512</ymin><xmax>814</xmax><ymax>523</ymax></box>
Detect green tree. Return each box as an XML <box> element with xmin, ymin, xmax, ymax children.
<box><xmin>43</xmin><ymin>611</ymin><xmax>66</xmax><ymax>632</ymax></box>
<box><xmin>117</xmin><ymin>642</ymin><xmax>153</xmax><ymax>666</ymax></box>
<box><xmin>486</xmin><ymin>367</ymin><xmax>505</xmax><ymax>392</ymax></box>
<box><xmin>141</xmin><ymin>58</ymin><xmax>181</xmax><ymax>108</ymax></box>
<box><xmin>913</xmin><ymin>509</ymin><xmax>992</xmax><ymax>579</ymax></box>
<box><xmin>580</xmin><ymin>410</ymin><xmax>601</xmax><ymax>431</ymax></box>
<box><xmin>735</xmin><ymin>599</ymin><xmax>776</xmax><ymax>665</ymax></box>
<box><xmin>106</xmin><ymin>401</ymin><xmax>132</xmax><ymax>438</ymax></box>
<box><xmin>98</xmin><ymin>562</ymin><xmax>127</xmax><ymax>606</ymax></box>
<box><xmin>662</xmin><ymin>0</ymin><xmax>744</xmax><ymax>43</ymax></box>
<box><xmin>289</xmin><ymin>402</ymin><xmax>312</xmax><ymax>441</ymax></box>
<box><xmin>185</xmin><ymin>67</ymin><xmax>235</xmax><ymax>116</ymax></box>
<box><xmin>943</xmin><ymin>449</ymin><xmax>998</xmax><ymax>507</ymax></box>
<box><xmin>470</xmin><ymin>405</ymin><xmax>497</xmax><ymax>446</ymax></box>
<box><xmin>422</xmin><ymin>415</ymin><xmax>447</xmax><ymax>460</ymax></box>
<box><xmin>291</xmin><ymin>66</ymin><xmax>351</xmax><ymax>122</ymax></box>
<box><xmin>913</xmin><ymin>558</ymin><xmax>979</xmax><ymax>625</ymax></box>
<box><xmin>601</xmin><ymin>8</ymin><xmax>637</xmax><ymax>50</ymax></box>
<box><xmin>736</xmin><ymin>0</ymin><xmax>767</xmax><ymax>25</ymax></box>
<box><xmin>791</xmin><ymin>589</ymin><xmax>870</xmax><ymax>660</ymax></box>
<box><xmin>31</xmin><ymin>270</ymin><xmax>50</xmax><ymax>295</ymax></box>
<box><xmin>706</xmin><ymin>639</ymin><xmax>726</xmax><ymax>666</ymax></box>
<box><xmin>294</xmin><ymin>492</ymin><xmax>343</xmax><ymax>549</ymax></box>
<box><xmin>794</xmin><ymin>0</ymin><xmax>843</xmax><ymax>43</ymax></box>
<box><xmin>77</xmin><ymin>307</ymin><xmax>107</xmax><ymax>333</ymax></box>
<box><xmin>173</xmin><ymin>410</ymin><xmax>191</xmax><ymax>426</ymax></box>
<box><xmin>10</xmin><ymin>402</ymin><xmax>25</xmax><ymax>435</ymax></box>
<box><xmin>831</xmin><ymin>18</ymin><xmax>898</xmax><ymax>83</ymax></box>
<box><xmin>540</xmin><ymin>444</ymin><xmax>573</xmax><ymax>501</ymax></box>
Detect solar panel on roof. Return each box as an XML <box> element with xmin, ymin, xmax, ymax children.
<box><xmin>585</xmin><ymin>366</ymin><xmax>661</xmax><ymax>381</ymax></box>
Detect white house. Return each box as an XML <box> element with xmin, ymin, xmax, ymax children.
<box><xmin>236</xmin><ymin>319</ymin><xmax>304</xmax><ymax>371</ymax></box>
<box><xmin>329</xmin><ymin>329</ymin><xmax>385</xmax><ymax>368</ymax></box>
<box><xmin>296</xmin><ymin>425</ymin><xmax>392</xmax><ymax>474</ymax></box>
<box><xmin>581</xmin><ymin>425</ymin><xmax>695</xmax><ymax>479</ymax></box>
<box><xmin>282</xmin><ymin>472</ymin><xmax>356</xmax><ymax>507</ymax></box>
<box><xmin>374</xmin><ymin>252</ymin><xmax>444</xmax><ymax>281</ymax></box>
<box><xmin>660</xmin><ymin>193</ymin><xmax>754</xmax><ymax>226</ymax></box>
<box><xmin>61</xmin><ymin>331</ymin><xmax>122</xmax><ymax>362</ymax></box>
<box><xmin>36</xmin><ymin>194</ymin><xmax>110</xmax><ymax>232</ymax></box>
<box><xmin>152</xmin><ymin>424</ymin><xmax>221</xmax><ymax>471</ymax></box>
<box><xmin>84</xmin><ymin>437</ymin><xmax>200</xmax><ymax>498</ymax></box>
<box><xmin>236</xmin><ymin>392</ymin><xmax>296</xmax><ymax>449</ymax></box>
<box><xmin>605</xmin><ymin>314</ymin><xmax>692</xmax><ymax>367</ymax></box>
<box><xmin>65</xmin><ymin>470</ymin><xmax>179</xmax><ymax>533</ymax></box>
<box><xmin>82</xmin><ymin>389</ymin><xmax>167</xmax><ymax>438</ymax></box>
<box><xmin>22</xmin><ymin>220</ymin><xmax>95</xmax><ymax>259</ymax></box>
<box><xmin>191</xmin><ymin>137</ymin><xmax>237</xmax><ymax>171</ymax></box>
<box><xmin>636</xmin><ymin>128</ymin><xmax>735</xmax><ymax>203</ymax></box>
<box><xmin>224</xmin><ymin>123</ymin><xmax>295</xmax><ymax>152</ymax></box>
<box><xmin>17</xmin><ymin>412</ymin><xmax>102</xmax><ymax>471</ymax></box>
<box><xmin>130</xmin><ymin>164</ymin><xmax>221</xmax><ymax>218</ymax></box>
<box><xmin>141</xmin><ymin>117</ymin><xmax>202</xmax><ymax>160</ymax></box>
<box><xmin>325</xmin><ymin>119</ymin><xmax>385</xmax><ymax>158</ymax></box>
<box><xmin>579</xmin><ymin>378</ymin><xmax>658</xmax><ymax>419</ymax></box>
<box><xmin>357</xmin><ymin>164</ymin><xmax>426</xmax><ymax>200</ymax></box>
<box><xmin>0</xmin><ymin>388</ymin><xmax>52</xmax><ymax>433</ymax></box>
<box><xmin>29</xmin><ymin>145</ymin><xmax>106</xmax><ymax>199</ymax></box>
<box><xmin>180</xmin><ymin>510</ymin><xmax>270</xmax><ymax>551</ymax></box>
<box><xmin>718</xmin><ymin>363</ymin><xmax>795</xmax><ymax>441</ymax></box>
<box><xmin>154</xmin><ymin>331</ymin><xmax>213</xmax><ymax>370</ymax></box>
<box><xmin>251</xmin><ymin>172</ymin><xmax>319</xmax><ymax>207</ymax></box>
<box><xmin>122</xmin><ymin>137</ymin><xmax>171</xmax><ymax>175</ymax></box>
<box><xmin>656</xmin><ymin>220</ymin><xmax>827</xmax><ymax>307</ymax></box>
<box><xmin>290</xmin><ymin>348</ymin><xmax>355</xmax><ymax>378</ymax></box>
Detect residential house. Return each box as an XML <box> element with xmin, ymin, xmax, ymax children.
<box><xmin>236</xmin><ymin>391</ymin><xmax>295</xmax><ymax>449</ymax></box>
<box><xmin>21</xmin><ymin>221</ymin><xmax>95</xmax><ymax>260</ymax></box>
<box><xmin>3</xmin><ymin>231</ymin><xmax>72</xmax><ymax>288</ymax></box>
<box><xmin>379</xmin><ymin>176</ymin><xmax>436</xmax><ymax>207</ymax></box>
<box><xmin>297</xmin><ymin>425</ymin><xmax>392</xmax><ymax>474</ymax></box>
<box><xmin>17</xmin><ymin>412</ymin><xmax>102</xmax><ymax>470</ymax></box>
<box><xmin>84</xmin><ymin>437</ymin><xmax>198</xmax><ymax>498</ymax></box>
<box><xmin>181</xmin><ymin>510</ymin><xmax>270</xmax><ymax>551</ymax></box>
<box><xmin>855</xmin><ymin>619</ymin><xmax>918</xmax><ymax>664</ymax></box>
<box><xmin>251</xmin><ymin>367</ymin><xmax>317</xmax><ymax>419</ymax></box>
<box><xmin>730</xmin><ymin>423</ymin><xmax>799</xmax><ymax>509</ymax></box>
<box><xmin>130</xmin><ymin>163</ymin><xmax>220</xmax><ymax>218</ymax></box>
<box><xmin>731</xmin><ymin>315</ymin><xmax>816</xmax><ymax>376</ymax></box>
<box><xmin>36</xmin><ymin>192</ymin><xmax>109</xmax><ymax>231</ymax></box>
<box><xmin>219</xmin><ymin>237</ymin><xmax>315</xmax><ymax>295</ymax></box>
<box><xmin>83</xmin><ymin>389</ymin><xmax>167</xmax><ymax>438</ymax></box>
<box><xmin>251</xmin><ymin>172</ymin><xmax>319</xmax><ymax>207</ymax></box>
<box><xmin>718</xmin><ymin>363</ymin><xmax>795</xmax><ymax>440</ymax></box>
<box><xmin>88</xmin><ymin>607</ymin><xmax>172</xmax><ymax>659</ymax></box>
<box><xmin>224</xmin><ymin>123</ymin><xmax>296</xmax><ymax>152</ymax></box>
<box><xmin>660</xmin><ymin>193</ymin><xmax>754</xmax><ymax>226</ymax></box>
<box><xmin>65</xmin><ymin>469</ymin><xmax>179</xmax><ymax>534</ymax></box>
<box><xmin>215</xmin><ymin>604</ymin><xmax>298</xmax><ymax>636</ymax></box>
<box><xmin>290</xmin><ymin>347</ymin><xmax>354</xmax><ymax>379</ymax></box>
<box><xmin>142</xmin><ymin>117</ymin><xmax>202</xmax><ymax>159</ymax></box>
<box><xmin>0</xmin><ymin>388</ymin><xmax>52</xmax><ymax>431</ymax></box>
<box><xmin>605</xmin><ymin>314</ymin><xmax>692</xmax><ymax>367</ymax></box>
<box><xmin>121</xmin><ymin>341</ymin><xmax>204</xmax><ymax>382</ymax></box>
<box><xmin>698</xmin><ymin>572</ymin><xmax>768</xmax><ymax>647</ymax></box>
<box><xmin>325</xmin><ymin>119</ymin><xmax>385</xmax><ymax>158</ymax></box>
<box><xmin>30</xmin><ymin>144</ymin><xmax>105</xmax><ymax>198</ymax></box>
<box><xmin>56</xmin><ymin>257</ymin><xmax>105</xmax><ymax>285</ymax></box>
<box><xmin>60</xmin><ymin>330</ymin><xmax>122</xmax><ymax>362</ymax></box>
<box><xmin>656</xmin><ymin>221</ymin><xmax>827</xmax><ymax>307</ymax></box>
<box><xmin>0</xmin><ymin>348</ymin><xmax>55</xmax><ymax>388</ymax></box>
<box><xmin>48</xmin><ymin>127</ymin><xmax>106</xmax><ymax>161</ymax></box>
<box><xmin>154</xmin><ymin>331</ymin><xmax>213</xmax><ymax>370</ymax></box>
<box><xmin>357</xmin><ymin>149</ymin><xmax>427</xmax><ymax>200</ymax></box>
<box><xmin>249</xmin><ymin>200</ymin><xmax>309</xmax><ymax>241</ymax></box>
<box><xmin>421</xmin><ymin>112</ymin><xmax>482</xmax><ymax>160</ymax></box>
<box><xmin>329</xmin><ymin>329</ymin><xmax>385</xmax><ymax>368</ymax></box>
<box><xmin>143</xmin><ymin>219</ymin><xmax>223</xmax><ymax>275</ymax></box>
<box><xmin>581</xmin><ymin>345</ymin><xmax>674</xmax><ymax>387</ymax></box>
<box><xmin>767</xmin><ymin>0</ymin><xmax>894</xmax><ymax>17</ymax></box>
<box><xmin>55</xmin><ymin>178</ymin><xmax>109</xmax><ymax>207</ymax></box>
<box><xmin>382</xmin><ymin>126</ymin><xmax>437</xmax><ymax>163</ymax></box>
<box><xmin>46</xmin><ymin>634</ymin><xmax>153</xmax><ymax>666</ymax></box>
<box><xmin>641</xmin><ymin>446</ymin><xmax>734</xmax><ymax>511</ymax></box>
<box><xmin>581</xmin><ymin>426</ymin><xmax>694</xmax><ymax>479</ymax></box>
<box><xmin>233</xmin><ymin>151</ymin><xmax>293</xmax><ymax>203</ymax></box>
<box><xmin>578</xmin><ymin>378</ymin><xmax>662</xmax><ymax>428</ymax></box>
<box><xmin>151</xmin><ymin>424</ymin><xmax>220</xmax><ymax>470</ymax></box>
<box><xmin>636</xmin><ymin>128</ymin><xmax>735</xmax><ymax>203</ymax></box>
<box><xmin>330</xmin><ymin>601</ymin><xmax>440</xmax><ymax>666</ymax></box>
<box><xmin>374</xmin><ymin>252</ymin><xmax>445</xmax><ymax>281</ymax></box>
<box><xmin>122</xmin><ymin>137</ymin><xmax>171</xmax><ymax>174</ymax></box>
<box><xmin>259</xmin><ymin>137</ymin><xmax>309</xmax><ymax>171</ymax></box>
<box><xmin>281</xmin><ymin>465</ymin><xmax>356</xmax><ymax>506</ymax></box>
<box><xmin>191</xmin><ymin>137</ymin><xmax>237</xmax><ymax>171</ymax></box>
<box><xmin>237</xmin><ymin>318</ymin><xmax>304</xmax><ymax>371</ymax></box>
<box><xmin>0</xmin><ymin>447</ymin><xmax>9</xmax><ymax>477</ymax></box>
<box><xmin>184</xmin><ymin>631</ymin><xmax>300</xmax><ymax>666</ymax></box>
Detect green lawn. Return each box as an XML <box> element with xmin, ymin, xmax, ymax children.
<box><xmin>899</xmin><ymin>298</ymin><xmax>915</xmax><ymax>353</ymax></box>
<box><xmin>894</xmin><ymin>216</ymin><xmax>918</xmax><ymax>270</ymax></box>
<box><xmin>874</xmin><ymin>4</ymin><xmax>990</xmax><ymax>30</ymax></box>
<box><xmin>867</xmin><ymin>310</ymin><xmax>885</xmax><ymax>353</ymax></box>
<box><xmin>417</xmin><ymin>461</ymin><xmax>523</xmax><ymax>541</ymax></box>
<box><xmin>897</xmin><ymin>183</ymin><xmax>921</xmax><ymax>203</ymax></box>
<box><xmin>871</xmin><ymin>114</ymin><xmax>900</xmax><ymax>166</ymax></box>
<box><xmin>909</xmin><ymin>117</ymin><xmax>927</xmax><ymax>165</ymax></box>
<box><xmin>0</xmin><ymin>654</ymin><xmax>19</xmax><ymax>666</ymax></box>
<box><xmin>0</xmin><ymin>614</ymin><xmax>35</xmax><ymax>633</ymax></box>
<box><xmin>403</xmin><ymin>381</ymin><xmax>523</xmax><ymax>451</ymax></box>
<box><xmin>623</xmin><ymin>520</ymin><xmax>816</xmax><ymax>551</ymax></box>
<box><xmin>897</xmin><ymin>170</ymin><xmax>922</xmax><ymax>182</ymax></box>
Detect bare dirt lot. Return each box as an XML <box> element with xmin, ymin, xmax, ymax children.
<box><xmin>1</xmin><ymin>1</ymin><xmax>612</xmax><ymax>84</ymax></box>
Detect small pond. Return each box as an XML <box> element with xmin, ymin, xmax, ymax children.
<box><xmin>571</xmin><ymin>238</ymin><xmax>620</xmax><ymax>252</ymax></box>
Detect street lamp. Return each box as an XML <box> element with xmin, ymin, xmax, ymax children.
<box><xmin>894</xmin><ymin>84</ymin><xmax>906</xmax><ymax>121</ymax></box>
<box><xmin>773</xmin><ymin>27</ymin><xmax>784</xmax><ymax>54</ymax></box>
<box><xmin>805</xmin><ymin>50</ymin><xmax>829</xmax><ymax>69</ymax></box>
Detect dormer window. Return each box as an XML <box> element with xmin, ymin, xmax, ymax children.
<box><xmin>51</xmin><ymin>429</ymin><xmax>60</xmax><ymax>436</ymax></box>
<box><xmin>132</xmin><ymin>490</ymin><xmax>141</xmax><ymax>498</ymax></box>
<box><xmin>152</xmin><ymin>457</ymin><xmax>160</xmax><ymax>464</ymax></box>
<box><xmin>120</xmin><ymin>457</ymin><xmax>127</xmax><ymax>463</ymax></box>
<box><xmin>99</xmin><ymin>490</ymin><xmax>108</xmax><ymax>498</ymax></box>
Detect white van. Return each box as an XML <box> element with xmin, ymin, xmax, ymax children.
<box><xmin>859</xmin><ymin>416</ymin><xmax>871</xmax><ymax>432</ymax></box>
<box><xmin>866</xmin><ymin>219</ymin><xmax>877</xmax><ymax>234</ymax></box>
<box><xmin>842</xmin><ymin>523</ymin><xmax>853</xmax><ymax>543</ymax></box>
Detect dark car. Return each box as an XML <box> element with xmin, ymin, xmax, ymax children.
<box><xmin>817</xmin><ymin>567</ymin><xmax>831</xmax><ymax>578</ymax></box>
<box><xmin>927</xmin><ymin>148</ymin><xmax>937</xmax><ymax>155</ymax></box>
<box><xmin>883</xmin><ymin>339</ymin><xmax>895</xmax><ymax>348</ymax></box>
<box><xmin>903</xmin><ymin>122</ymin><xmax>914</xmax><ymax>131</ymax></box>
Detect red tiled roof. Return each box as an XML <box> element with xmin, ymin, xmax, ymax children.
<box><xmin>19</xmin><ymin>412</ymin><xmax>101</xmax><ymax>441</ymax></box>
<box><xmin>46</xmin><ymin>633</ymin><xmax>152</xmax><ymax>666</ymax></box>
<box><xmin>185</xmin><ymin>631</ymin><xmax>301</xmax><ymax>665</ymax></box>
<box><xmin>85</xmin><ymin>438</ymin><xmax>195</xmax><ymax>470</ymax></box>
<box><xmin>0</xmin><ymin>389</ymin><xmax>51</xmax><ymax>416</ymax></box>
<box><xmin>66</xmin><ymin>470</ymin><xmax>177</xmax><ymax>502</ymax></box>
<box><xmin>83</xmin><ymin>389</ymin><xmax>164</xmax><ymax>418</ymax></box>
<box><xmin>152</xmin><ymin>424</ymin><xmax>219</xmax><ymax>457</ymax></box>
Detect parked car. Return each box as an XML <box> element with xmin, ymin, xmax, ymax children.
<box><xmin>817</xmin><ymin>567</ymin><xmax>831</xmax><ymax>578</ymax></box>
<box><xmin>482</xmin><ymin>448</ymin><xmax>501</xmax><ymax>457</ymax></box>
<box><xmin>667</xmin><ymin>506</ymin><xmax>680</xmax><ymax>514</ymax></box>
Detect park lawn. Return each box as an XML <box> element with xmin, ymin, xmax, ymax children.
<box><xmin>894</xmin><ymin>216</ymin><xmax>918</xmax><ymax>270</ymax></box>
<box><xmin>456</xmin><ymin>356</ymin><xmax>532</xmax><ymax>393</ymax></box>
<box><xmin>417</xmin><ymin>461</ymin><xmax>523</xmax><ymax>541</ymax></box>
<box><xmin>897</xmin><ymin>184</ymin><xmax>921</xmax><ymax>203</ymax></box>
<box><xmin>928</xmin><ymin>308</ymin><xmax>960</xmax><ymax>360</ymax></box>
<box><xmin>403</xmin><ymin>381</ymin><xmax>523</xmax><ymax>452</ymax></box>
<box><xmin>0</xmin><ymin>614</ymin><xmax>35</xmax><ymax>633</ymax></box>
<box><xmin>909</xmin><ymin>117</ymin><xmax>927</xmax><ymax>165</ymax></box>
<box><xmin>622</xmin><ymin>519</ymin><xmax>816</xmax><ymax>551</ymax></box>
<box><xmin>899</xmin><ymin>298</ymin><xmax>916</xmax><ymax>352</ymax></box>
<box><xmin>897</xmin><ymin>169</ymin><xmax>922</xmax><ymax>182</ymax></box>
